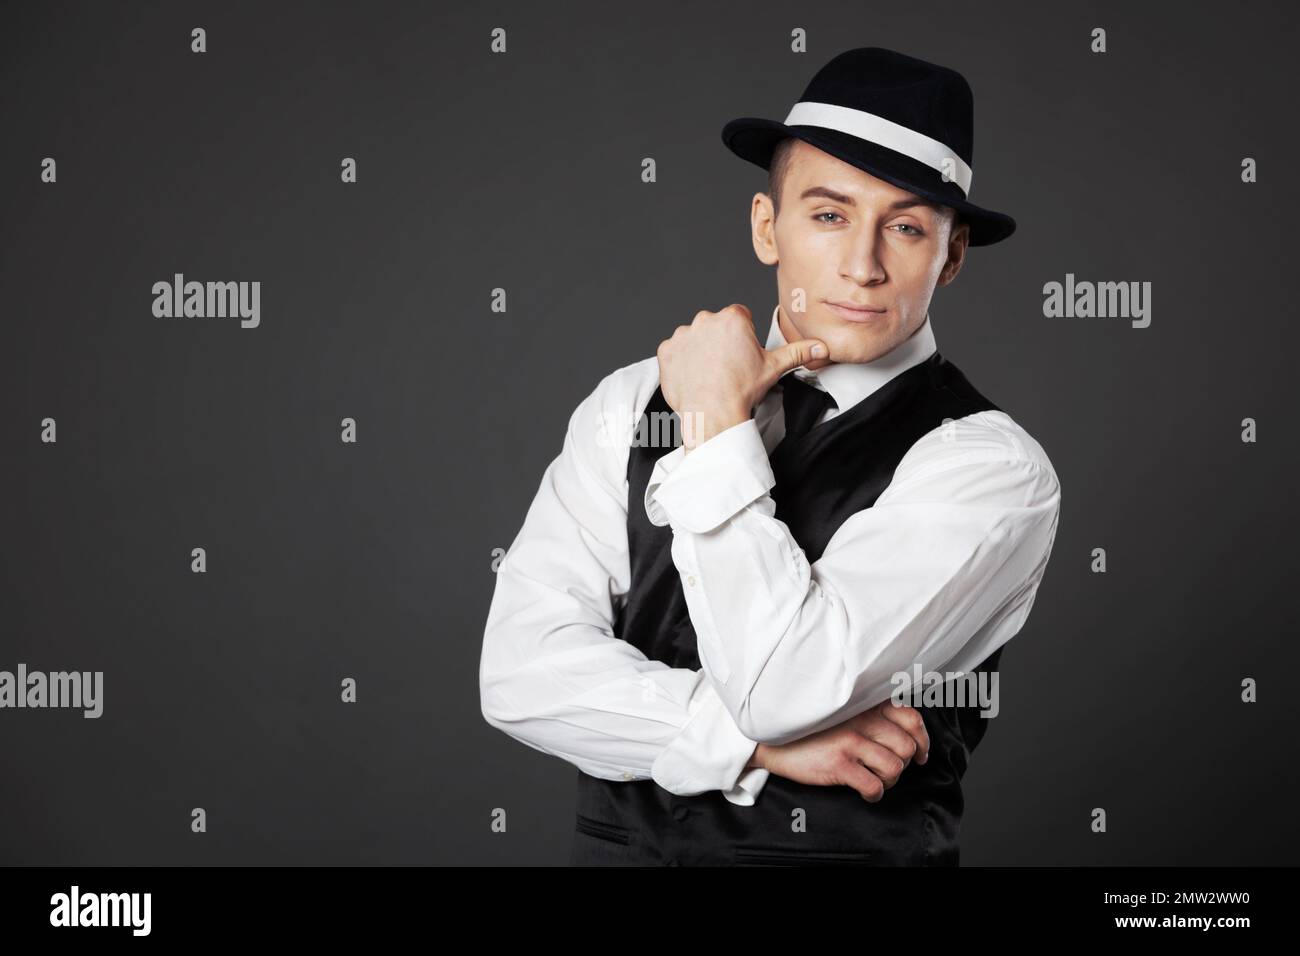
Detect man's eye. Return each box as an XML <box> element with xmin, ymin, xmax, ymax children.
<box><xmin>813</xmin><ymin>212</ymin><xmax>845</xmax><ymax>224</ymax></box>
<box><xmin>892</xmin><ymin>223</ymin><xmax>923</xmax><ymax>235</ymax></box>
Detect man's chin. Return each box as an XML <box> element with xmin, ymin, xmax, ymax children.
<box><xmin>820</xmin><ymin>328</ymin><xmax>892</xmax><ymax>364</ymax></box>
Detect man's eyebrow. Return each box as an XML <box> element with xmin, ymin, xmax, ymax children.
<box><xmin>798</xmin><ymin>185</ymin><xmax>941</xmax><ymax>213</ymax></box>
<box><xmin>799</xmin><ymin>186</ymin><xmax>857</xmax><ymax>205</ymax></box>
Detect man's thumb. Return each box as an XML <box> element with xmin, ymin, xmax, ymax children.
<box><xmin>766</xmin><ymin>339</ymin><xmax>829</xmax><ymax>383</ymax></box>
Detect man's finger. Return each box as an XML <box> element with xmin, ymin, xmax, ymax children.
<box><xmin>846</xmin><ymin>737</ymin><xmax>908</xmax><ymax>789</ymax></box>
<box><xmin>877</xmin><ymin>703</ymin><xmax>931</xmax><ymax>763</ymax></box>
<box><xmin>838</xmin><ymin>759</ymin><xmax>886</xmax><ymax>803</ymax></box>
<box><xmin>857</xmin><ymin>719</ymin><xmax>919</xmax><ymax>767</ymax></box>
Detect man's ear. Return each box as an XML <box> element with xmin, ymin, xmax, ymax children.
<box><xmin>936</xmin><ymin>214</ymin><xmax>969</xmax><ymax>287</ymax></box>
<box><xmin>751</xmin><ymin>192</ymin><xmax>779</xmax><ymax>266</ymax></box>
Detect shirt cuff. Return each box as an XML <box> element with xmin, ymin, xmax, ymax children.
<box><xmin>723</xmin><ymin>767</ymin><xmax>772</xmax><ymax>807</ymax></box>
<box><xmin>643</xmin><ymin>419</ymin><xmax>775</xmax><ymax>532</ymax></box>
<box><xmin>650</xmin><ymin>679</ymin><xmax>764</xmax><ymax>802</ymax></box>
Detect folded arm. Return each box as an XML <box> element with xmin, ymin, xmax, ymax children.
<box><xmin>479</xmin><ymin>365</ymin><xmax>771</xmax><ymax>804</ymax></box>
<box><xmin>646</xmin><ymin>413</ymin><xmax>1062</xmax><ymax>745</ymax></box>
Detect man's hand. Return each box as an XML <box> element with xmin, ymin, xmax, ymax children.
<box><xmin>745</xmin><ymin>700</ymin><xmax>931</xmax><ymax>803</ymax></box>
<box><xmin>657</xmin><ymin>304</ymin><xmax>829</xmax><ymax>450</ymax></box>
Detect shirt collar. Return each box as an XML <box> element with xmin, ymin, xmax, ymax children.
<box><xmin>764</xmin><ymin>302</ymin><xmax>938</xmax><ymax>414</ymax></box>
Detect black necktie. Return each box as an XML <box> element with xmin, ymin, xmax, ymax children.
<box><xmin>779</xmin><ymin>372</ymin><xmax>836</xmax><ymax>441</ymax></box>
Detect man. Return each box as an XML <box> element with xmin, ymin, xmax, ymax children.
<box><xmin>480</xmin><ymin>47</ymin><xmax>1061</xmax><ymax>865</ymax></box>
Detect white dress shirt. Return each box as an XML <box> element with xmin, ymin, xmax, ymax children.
<box><xmin>480</xmin><ymin>304</ymin><xmax>1062</xmax><ymax>807</ymax></box>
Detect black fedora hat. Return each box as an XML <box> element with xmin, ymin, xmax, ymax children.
<box><xmin>722</xmin><ymin>47</ymin><xmax>1016</xmax><ymax>246</ymax></box>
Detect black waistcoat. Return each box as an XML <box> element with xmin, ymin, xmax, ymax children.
<box><xmin>572</xmin><ymin>351</ymin><xmax>1004</xmax><ymax>866</ymax></box>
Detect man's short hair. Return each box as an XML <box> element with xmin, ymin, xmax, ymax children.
<box><xmin>766</xmin><ymin>137</ymin><xmax>799</xmax><ymax>219</ymax></box>
<box><xmin>766</xmin><ymin>135</ymin><xmax>964</xmax><ymax>234</ymax></box>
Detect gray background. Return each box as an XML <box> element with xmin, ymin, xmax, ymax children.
<box><xmin>2</xmin><ymin>0</ymin><xmax>1296</xmax><ymax>865</ymax></box>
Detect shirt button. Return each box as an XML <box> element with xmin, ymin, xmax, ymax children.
<box><xmin>621</xmin><ymin>772</ymin><xmax>634</xmax><ymax>780</ymax></box>
<box><xmin>672</xmin><ymin>804</ymin><xmax>691</xmax><ymax>822</ymax></box>
<box><xmin>665</xmin><ymin>858</ymin><xmax>680</xmax><ymax>866</ymax></box>
<box><xmin>686</xmin><ymin>575</ymin><xmax>697</xmax><ymax>588</ymax></box>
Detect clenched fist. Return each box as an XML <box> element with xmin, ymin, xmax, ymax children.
<box><xmin>657</xmin><ymin>303</ymin><xmax>830</xmax><ymax>450</ymax></box>
<box><xmin>749</xmin><ymin>699</ymin><xmax>931</xmax><ymax>803</ymax></box>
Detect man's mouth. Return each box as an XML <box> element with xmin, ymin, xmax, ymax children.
<box><xmin>824</xmin><ymin>300</ymin><xmax>887</xmax><ymax>322</ymax></box>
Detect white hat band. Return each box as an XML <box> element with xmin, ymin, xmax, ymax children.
<box><xmin>782</xmin><ymin>100</ymin><xmax>974</xmax><ymax>195</ymax></box>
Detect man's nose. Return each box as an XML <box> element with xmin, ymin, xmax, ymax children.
<box><xmin>840</xmin><ymin>227</ymin><xmax>886</xmax><ymax>284</ymax></box>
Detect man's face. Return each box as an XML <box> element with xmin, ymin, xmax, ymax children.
<box><xmin>751</xmin><ymin>139</ymin><xmax>969</xmax><ymax>365</ymax></box>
